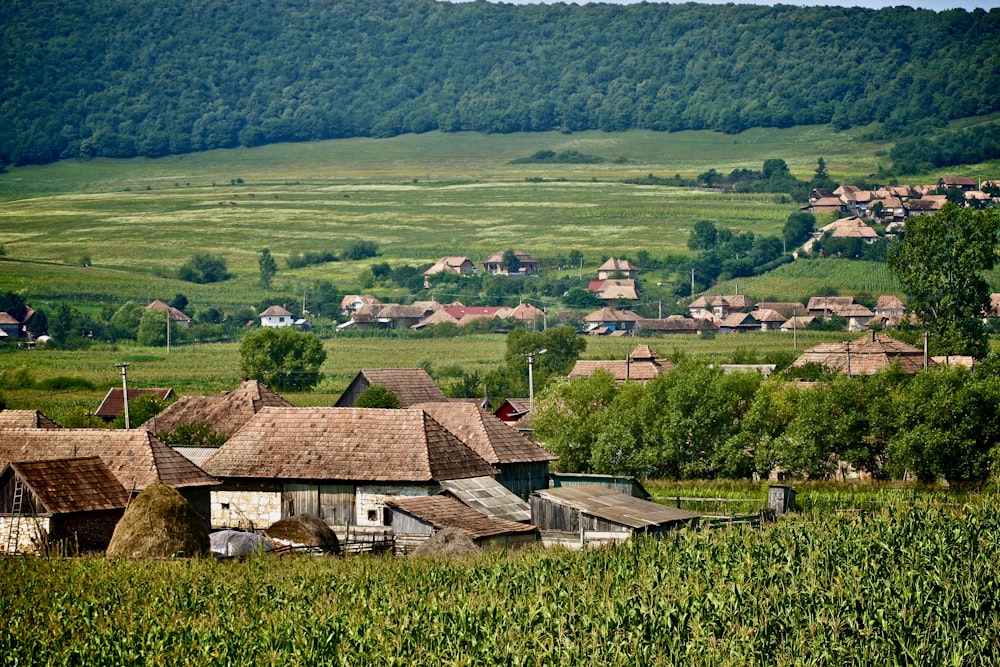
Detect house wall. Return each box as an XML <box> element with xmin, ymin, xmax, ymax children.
<box><xmin>210</xmin><ymin>480</ymin><xmax>282</xmax><ymax>530</ymax></box>
<box><xmin>261</xmin><ymin>315</ymin><xmax>291</xmax><ymax>328</ymax></box>
<box><xmin>0</xmin><ymin>516</ymin><xmax>51</xmax><ymax>555</ymax></box>
<box><xmin>356</xmin><ymin>485</ymin><xmax>436</xmax><ymax>527</ymax></box>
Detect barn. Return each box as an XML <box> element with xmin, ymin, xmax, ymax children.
<box><xmin>530</xmin><ymin>486</ymin><xmax>700</xmax><ymax>546</ymax></box>
<box><xmin>387</xmin><ymin>494</ymin><xmax>537</xmax><ymax>554</ymax></box>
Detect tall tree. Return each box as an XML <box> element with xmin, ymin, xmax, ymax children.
<box><xmin>259</xmin><ymin>248</ymin><xmax>277</xmax><ymax>289</ymax></box>
<box><xmin>887</xmin><ymin>204</ymin><xmax>1000</xmax><ymax>358</ymax></box>
<box><xmin>238</xmin><ymin>327</ymin><xmax>327</xmax><ymax>391</ymax></box>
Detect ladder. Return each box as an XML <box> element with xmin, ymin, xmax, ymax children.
<box><xmin>6</xmin><ymin>478</ymin><xmax>25</xmax><ymax>555</ymax></box>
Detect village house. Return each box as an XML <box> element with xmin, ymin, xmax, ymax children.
<box><xmin>423</xmin><ymin>256</ymin><xmax>475</xmax><ymax>278</ymax></box>
<box><xmin>259</xmin><ymin>305</ymin><xmax>310</xmax><ymax>329</ymax></box>
<box><xmin>779</xmin><ymin>315</ymin><xmax>816</xmax><ymax>332</ymax></box>
<box><xmin>938</xmin><ymin>176</ymin><xmax>977</xmax><ymax>191</ymax></box>
<box><xmin>200</xmin><ymin>407</ymin><xmax>498</xmax><ymax>530</ymax></box>
<box><xmin>340</xmin><ymin>295</ymin><xmax>381</xmax><ymax>316</ymax></box>
<box><xmin>806</xmin><ymin>296</ymin><xmax>857</xmax><ymax>318</ymax></box>
<box><xmin>687</xmin><ymin>294</ymin><xmax>752</xmax><ymax>321</ymax></box>
<box><xmin>748</xmin><ymin>308</ymin><xmax>788</xmax><ymax>331</ymax></box>
<box><xmin>0</xmin><ymin>312</ymin><xmax>21</xmax><ymax>339</ymax></box>
<box><xmin>587</xmin><ymin>278</ymin><xmax>639</xmax><ymax>305</ymax></box>
<box><xmin>0</xmin><ymin>428</ymin><xmax>218</xmax><ymax>524</ymax></box>
<box><xmin>94</xmin><ymin>387</ymin><xmax>173</xmax><ymax>423</ymax></box>
<box><xmin>147</xmin><ymin>300</ymin><xmax>192</xmax><ymax>328</ymax></box>
<box><xmin>482</xmin><ymin>250</ymin><xmax>538</xmax><ymax>276</ymax></box>
<box><xmin>1</xmin><ymin>457</ymin><xmax>129</xmax><ymax>555</ymax></box>
<box><xmin>568</xmin><ymin>344</ymin><xmax>674</xmax><ymax>382</ymax></box>
<box><xmin>596</xmin><ymin>258</ymin><xmax>639</xmax><ymax>280</ymax></box>
<box><xmin>717</xmin><ymin>311</ymin><xmax>762</xmax><ymax>334</ymax></box>
<box><xmin>754</xmin><ymin>302</ymin><xmax>807</xmax><ymax>319</ymax></box>
<box><xmin>790</xmin><ymin>331</ymin><xmax>937</xmax><ymax>376</ymax></box>
<box><xmin>874</xmin><ymin>295</ymin><xmax>905</xmax><ymax>316</ymax></box>
<box><xmin>337</xmin><ymin>302</ymin><xmax>439</xmax><ymax>330</ymax></box>
<box><xmin>413</xmin><ymin>402</ymin><xmax>556</xmax><ymax>498</ymax></box>
<box><xmin>142</xmin><ymin>379</ymin><xmax>291</xmax><ymax>442</ymax></box>
<box><xmin>583</xmin><ymin>307</ymin><xmax>640</xmax><ymax>335</ymax></box>
<box><xmin>335</xmin><ymin>368</ymin><xmax>447</xmax><ymax>408</ymax></box>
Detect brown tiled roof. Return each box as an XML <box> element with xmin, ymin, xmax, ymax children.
<box><xmin>0</xmin><ymin>312</ymin><xmax>20</xmax><ymax>325</ymax></box>
<box><xmin>597</xmin><ymin>258</ymin><xmax>638</xmax><ymax>273</ymax></box>
<box><xmin>750</xmin><ymin>308</ymin><xmax>787</xmax><ymax>324</ymax></box>
<box><xmin>790</xmin><ymin>332</ymin><xmax>936</xmax><ymax>375</ymax></box>
<box><xmin>833</xmin><ymin>304</ymin><xmax>874</xmax><ymax>318</ymax></box>
<box><xmin>387</xmin><ymin>495</ymin><xmax>536</xmax><ymax>540</ymax></box>
<box><xmin>147</xmin><ymin>300</ymin><xmax>191</xmax><ymax>322</ymax></box>
<box><xmin>875</xmin><ymin>295</ymin><xmax>905</xmax><ymax>312</ymax></box>
<box><xmin>780</xmin><ymin>316</ymin><xmax>816</xmax><ymax>330</ymax></box>
<box><xmin>595</xmin><ymin>279</ymin><xmax>639</xmax><ymax>300</ymax></box>
<box><xmin>807</xmin><ymin>296</ymin><xmax>856</xmax><ymax>312</ymax></box>
<box><xmin>260</xmin><ymin>305</ymin><xmax>293</xmax><ymax>318</ymax></box>
<box><xmin>0</xmin><ymin>429</ymin><xmax>218</xmax><ymax>491</ymax></box>
<box><xmin>95</xmin><ymin>387</ymin><xmax>174</xmax><ymax>419</ymax></box>
<box><xmin>412</xmin><ymin>402</ymin><xmax>556</xmax><ymax>464</ymax></box>
<box><xmin>584</xmin><ymin>307</ymin><xmax>640</xmax><ymax>323</ymax></box>
<box><xmin>142</xmin><ymin>380</ymin><xmax>291</xmax><ymax>439</ymax></box>
<box><xmin>336</xmin><ymin>369</ymin><xmax>447</xmax><ymax>407</ymax></box>
<box><xmin>203</xmin><ymin>407</ymin><xmax>497</xmax><ymax>482</ymax></box>
<box><xmin>0</xmin><ymin>409</ymin><xmax>61</xmax><ymax>429</ymax></box>
<box><xmin>636</xmin><ymin>316</ymin><xmax>712</xmax><ymax>333</ymax></box>
<box><xmin>568</xmin><ymin>358</ymin><xmax>672</xmax><ymax>381</ymax></box>
<box><xmin>719</xmin><ymin>312</ymin><xmax>760</xmax><ymax>328</ymax></box>
<box><xmin>5</xmin><ymin>457</ymin><xmax>128</xmax><ymax>514</ymax></box>
<box><xmin>755</xmin><ymin>302</ymin><xmax>807</xmax><ymax>318</ymax></box>
<box><xmin>506</xmin><ymin>303</ymin><xmax>545</xmax><ymax>322</ymax></box>
<box><xmin>821</xmin><ymin>217</ymin><xmax>879</xmax><ymax>239</ymax></box>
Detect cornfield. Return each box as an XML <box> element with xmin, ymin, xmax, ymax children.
<box><xmin>3</xmin><ymin>502</ymin><xmax>999</xmax><ymax>665</ymax></box>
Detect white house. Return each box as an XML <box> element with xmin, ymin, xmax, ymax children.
<box><xmin>260</xmin><ymin>305</ymin><xmax>295</xmax><ymax>328</ymax></box>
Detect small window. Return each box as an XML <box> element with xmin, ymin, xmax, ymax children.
<box><xmin>367</xmin><ymin>509</ymin><xmax>379</xmax><ymax>523</ymax></box>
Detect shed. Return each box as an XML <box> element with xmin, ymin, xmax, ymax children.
<box><xmin>387</xmin><ymin>495</ymin><xmax>537</xmax><ymax>554</ymax></box>
<box><xmin>531</xmin><ymin>486</ymin><xmax>699</xmax><ymax>545</ymax></box>
<box><xmin>0</xmin><ymin>457</ymin><xmax>129</xmax><ymax>554</ymax></box>
<box><xmin>335</xmin><ymin>368</ymin><xmax>447</xmax><ymax>407</ymax></box>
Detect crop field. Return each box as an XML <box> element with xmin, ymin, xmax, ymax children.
<box><xmin>3</xmin><ymin>500</ymin><xmax>999</xmax><ymax>666</ymax></box>
<box><xmin>711</xmin><ymin>260</ymin><xmax>902</xmax><ymax>303</ymax></box>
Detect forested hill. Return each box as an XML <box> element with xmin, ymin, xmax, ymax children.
<box><xmin>2</xmin><ymin>0</ymin><xmax>999</xmax><ymax>166</ymax></box>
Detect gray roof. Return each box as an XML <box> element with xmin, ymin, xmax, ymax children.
<box><xmin>440</xmin><ymin>476</ymin><xmax>532</xmax><ymax>522</ymax></box>
<box><xmin>532</xmin><ymin>486</ymin><xmax>700</xmax><ymax>530</ymax></box>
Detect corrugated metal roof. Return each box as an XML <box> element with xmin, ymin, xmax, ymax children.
<box><xmin>388</xmin><ymin>495</ymin><xmax>536</xmax><ymax>540</ymax></box>
<box><xmin>5</xmin><ymin>457</ymin><xmax>128</xmax><ymax>514</ymax></box>
<box><xmin>0</xmin><ymin>429</ymin><xmax>217</xmax><ymax>491</ymax></box>
<box><xmin>413</xmin><ymin>402</ymin><xmax>556</xmax><ymax>465</ymax></box>
<box><xmin>440</xmin><ymin>476</ymin><xmax>532</xmax><ymax>522</ymax></box>
<box><xmin>532</xmin><ymin>486</ymin><xmax>699</xmax><ymax>529</ymax></box>
<box><xmin>203</xmin><ymin>407</ymin><xmax>497</xmax><ymax>482</ymax></box>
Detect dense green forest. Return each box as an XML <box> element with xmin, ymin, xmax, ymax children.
<box><xmin>2</xmin><ymin>0</ymin><xmax>998</xmax><ymax>166</ymax></box>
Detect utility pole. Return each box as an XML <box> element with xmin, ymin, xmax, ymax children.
<box><xmin>116</xmin><ymin>363</ymin><xmax>130</xmax><ymax>428</ymax></box>
<box><xmin>165</xmin><ymin>308</ymin><xmax>170</xmax><ymax>354</ymax></box>
<box><xmin>527</xmin><ymin>349</ymin><xmax>547</xmax><ymax>411</ymax></box>
<box><xmin>691</xmin><ymin>268</ymin><xmax>695</xmax><ymax>298</ymax></box>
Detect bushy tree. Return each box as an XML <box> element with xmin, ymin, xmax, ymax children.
<box><xmin>238</xmin><ymin>327</ymin><xmax>327</xmax><ymax>391</ymax></box>
<box><xmin>354</xmin><ymin>384</ymin><xmax>401</xmax><ymax>408</ymax></box>
<box><xmin>137</xmin><ymin>309</ymin><xmax>171</xmax><ymax>346</ymax></box>
<box><xmin>178</xmin><ymin>253</ymin><xmax>229</xmax><ymax>284</ymax></box>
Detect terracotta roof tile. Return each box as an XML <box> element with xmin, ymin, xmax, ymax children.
<box><xmin>791</xmin><ymin>333</ymin><xmax>936</xmax><ymax>375</ymax></box>
<box><xmin>0</xmin><ymin>409</ymin><xmax>61</xmax><ymax>429</ymax></box>
<box><xmin>5</xmin><ymin>457</ymin><xmax>129</xmax><ymax>514</ymax></box>
<box><xmin>412</xmin><ymin>402</ymin><xmax>556</xmax><ymax>464</ymax></box>
<box><xmin>0</xmin><ymin>429</ymin><xmax>217</xmax><ymax>490</ymax></box>
<box><xmin>203</xmin><ymin>407</ymin><xmax>497</xmax><ymax>482</ymax></box>
<box><xmin>142</xmin><ymin>380</ymin><xmax>290</xmax><ymax>438</ymax></box>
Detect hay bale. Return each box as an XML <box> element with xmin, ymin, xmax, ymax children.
<box><xmin>264</xmin><ymin>514</ymin><xmax>339</xmax><ymax>552</ymax></box>
<box><xmin>412</xmin><ymin>527</ymin><xmax>482</xmax><ymax>559</ymax></box>
<box><xmin>107</xmin><ymin>483</ymin><xmax>210</xmax><ymax>558</ymax></box>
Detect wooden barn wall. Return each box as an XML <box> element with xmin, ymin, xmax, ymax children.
<box><xmin>179</xmin><ymin>488</ymin><xmax>212</xmax><ymax>529</ymax></box>
<box><xmin>582</xmin><ymin>514</ymin><xmax>634</xmax><ymax>535</ymax></box>
<box><xmin>334</xmin><ymin>379</ymin><xmax>369</xmax><ymax>407</ymax></box>
<box><xmin>52</xmin><ymin>510</ymin><xmax>123</xmax><ymax>552</ymax></box>
<box><xmin>320</xmin><ymin>485</ymin><xmax>355</xmax><ymax>526</ymax></box>
<box><xmin>390</xmin><ymin>512</ymin><xmax>434</xmax><ymax>538</ymax></box>
<box><xmin>498</xmin><ymin>462</ymin><xmax>550</xmax><ymax>499</ymax></box>
<box><xmin>529</xmin><ymin>497</ymin><xmax>579</xmax><ymax>532</ymax></box>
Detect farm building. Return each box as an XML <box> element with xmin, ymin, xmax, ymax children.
<box><xmin>439</xmin><ymin>476</ymin><xmax>532</xmax><ymax>522</ymax></box>
<box><xmin>424</xmin><ymin>256</ymin><xmax>475</xmax><ymax>277</ymax></box>
<box><xmin>95</xmin><ymin>387</ymin><xmax>173</xmax><ymax>422</ymax></box>
<box><xmin>549</xmin><ymin>472</ymin><xmax>651</xmax><ymax>499</ymax></box>
<box><xmin>388</xmin><ymin>495</ymin><xmax>537</xmax><ymax>554</ymax></box>
<box><xmin>568</xmin><ymin>344</ymin><xmax>673</xmax><ymax>382</ymax></box>
<box><xmin>635</xmin><ymin>316</ymin><xmax>715</xmax><ymax>335</ymax></box>
<box><xmin>0</xmin><ymin>409</ymin><xmax>61</xmax><ymax>429</ymax></box>
<box><xmin>0</xmin><ymin>429</ymin><xmax>216</xmax><ymax>527</ymax></box>
<box><xmin>790</xmin><ymin>331</ymin><xmax>936</xmax><ymax>376</ymax></box>
<box><xmin>0</xmin><ymin>457</ymin><xmax>129</xmax><ymax>555</ymax></box>
<box><xmin>142</xmin><ymin>379</ymin><xmax>291</xmax><ymax>442</ymax></box>
<box><xmin>483</xmin><ymin>250</ymin><xmax>538</xmax><ymax>276</ymax></box>
<box><xmin>530</xmin><ymin>486</ymin><xmax>700</xmax><ymax>545</ymax></box>
<box><xmin>335</xmin><ymin>368</ymin><xmax>447</xmax><ymax>407</ymax></box>
<box><xmin>146</xmin><ymin>300</ymin><xmax>191</xmax><ymax>327</ymax></box>
<box><xmin>413</xmin><ymin>402</ymin><xmax>556</xmax><ymax>497</ymax></box>
<box><xmin>201</xmin><ymin>407</ymin><xmax>498</xmax><ymax>531</ymax></box>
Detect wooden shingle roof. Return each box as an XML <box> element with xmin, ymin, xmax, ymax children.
<box><xmin>790</xmin><ymin>332</ymin><xmax>935</xmax><ymax>376</ymax></box>
<box><xmin>387</xmin><ymin>495</ymin><xmax>536</xmax><ymax>540</ymax></box>
<box><xmin>0</xmin><ymin>429</ymin><xmax>218</xmax><ymax>491</ymax></box>
<box><xmin>95</xmin><ymin>387</ymin><xmax>174</xmax><ymax>419</ymax></box>
<box><xmin>203</xmin><ymin>407</ymin><xmax>498</xmax><ymax>483</ymax></box>
<box><xmin>336</xmin><ymin>369</ymin><xmax>447</xmax><ymax>407</ymax></box>
<box><xmin>0</xmin><ymin>409</ymin><xmax>61</xmax><ymax>429</ymax></box>
<box><xmin>4</xmin><ymin>457</ymin><xmax>129</xmax><ymax>514</ymax></box>
<box><xmin>412</xmin><ymin>402</ymin><xmax>556</xmax><ymax>465</ymax></box>
<box><xmin>142</xmin><ymin>380</ymin><xmax>291</xmax><ymax>439</ymax></box>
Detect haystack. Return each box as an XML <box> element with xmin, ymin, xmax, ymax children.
<box><xmin>264</xmin><ymin>514</ymin><xmax>339</xmax><ymax>552</ymax></box>
<box><xmin>412</xmin><ymin>527</ymin><xmax>482</xmax><ymax>559</ymax></box>
<box><xmin>106</xmin><ymin>483</ymin><xmax>210</xmax><ymax>558</ymax></box>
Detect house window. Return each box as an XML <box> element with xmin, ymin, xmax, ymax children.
<box><xmin>367</xmin><ymin>509</ymin><xmax>379</xmax><ymax>523</ymax></box>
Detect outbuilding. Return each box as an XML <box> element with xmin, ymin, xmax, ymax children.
<box><xmin>388</xmin><ymin>494</ymin><xmax>537</xmax><ymax>554</ymax></box>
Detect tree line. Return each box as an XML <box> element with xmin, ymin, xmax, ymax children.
<box><xmin>533</xmin><ymin>358</ymin><xmax>1000</xmax><ymax>485</ymax></box>
<box><xmin>2</xmin><ymin>0</ymin><xmax>998</xmax><ymax>165</ymax></box>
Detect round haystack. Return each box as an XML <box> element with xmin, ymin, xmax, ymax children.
<box><xmin>412</xmin><ymin>527</ymin><xmax>482</xmax><ymax>559</ymax></box>
<box><xmin>264</xmin><ymin>514</ymin><xmax>339</xmax><ymax>552</ymax></box>
<box><xmin>107</xmin><ymin>483</ymin><xmax>210</xmax><ymax>559</ymax></box>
